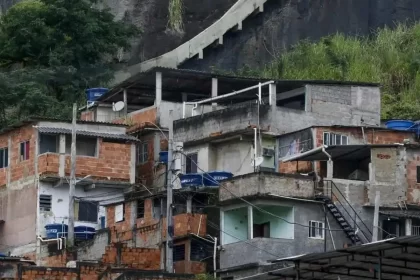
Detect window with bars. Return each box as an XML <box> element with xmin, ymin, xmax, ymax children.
<box><xmin>185</xmin><ymin>153</ymin><xmax>198</xmax><ymax>174</ymax></box>
<box><xmin>137</xmin><ymin>200</ymin><xmax>145</xmax><ymax>219</ymax></box>
<box><xmin>309</xmin><ymin>220</ymin><xmax>325</xmax><ymax>239</ymax></box>
<box><xmin>0</xmin><ymin>147</ymin><xmax>8</xmax><ymax>168</ymax></box>
<box><xmin>137</xmin><ymin>142</ymin><xmax>148</xmax><ymax>164</ymax></box>
<box><xmin>173</xmin><ymin>244</ymin><xmax>185</xmax><ymax>261</ymax></box>
<box><xmin>20</xmin><ymin>141</ymin><xmax>30</xmax><ymax>161</ymax></box>
<box><xmin>323</xmin><ymin>132</ymin><xmax>348</xmax><ymax>146</ymax></box>
<box><xmin>39</xmin><ymin>195</ymin><xmax>52</xmax><ymax>211</ymax></box>
<box><xmin>65</xmin><ymin>135</ymin><xmax>97</xmax><ymax>157</ymax></box>
<box><xmin>75</xmin><ymin>201</ymin><xmax>98</xmax><ymax>222</ymax></box>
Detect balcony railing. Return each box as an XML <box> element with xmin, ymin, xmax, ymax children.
<box><xmin>412</xmin><ymin>226</ymin><xmax>420</xmax><ymax>236</ymax></box>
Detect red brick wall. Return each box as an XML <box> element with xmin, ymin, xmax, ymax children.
<box><xmin>81</xmin><ymin>110</ymin><xmax>94</xmax><ymax>121</ymax></box>
<box><xmin>278</xmin><ymin>161</ymin><xmax>312</xmax><ymax>174</ymax></box>
<box><xmin>406</xmin><ymin>152</ymin><xmax>420</xmax><ymax>204</ymax></box>
<box><xmin>101</xmin><ymin>243</ymin><xmax>160</xmax><ymax>269</ymax></box>
<box><xmin>174</xmin><ymin>261</ymin><xmax>206</xmax><ymax>274</ymax></box>
<box><xmin>21</xmin><ymin>268</ymin><xmax>78</xmax><ymax>280</ymax></box>
<box><xmin>39</xmin><ymin>252</ymin><xmax>72</xmax><ymax>267</ymax></box>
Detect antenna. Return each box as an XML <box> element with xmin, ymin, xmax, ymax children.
<box><xmin>251</xmin><ymin>156</ymin><xmax>264</xmax><ymax>167</ymax></box>
<box><xmin>112</xmin><ymin>101</ymin><xmax>125</xmax><ymax>112</ymax></box>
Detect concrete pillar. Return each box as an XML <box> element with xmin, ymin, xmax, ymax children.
<box><xmin>269</xmin><ymin>83</ymin><xmax>276</xmax><ymax>108</ymax></box>
<box><xmin>130</xmin><ymin>143</ymin><xmax>136</xmax><ymax>184</ymax></box>
<box><xmin>182</xmin><ymin>93</ymin><xmax>188</xmax><ymax>102</ymax></box>
<box><xmin>405</xmin><ymin>218</ymin><xmax>412</xmax><ymax>236</ymax></box>
<box><xmin>59</xmin><ymin>134</ymin><xmax>66</xmax><ymax>177</ymax></box>
<box><xmin>304</xmin><ymin>85</ymin><xmax>312</xmax><ymax>112</ymax></box>
<box><xmin>123</xmin><ymin>89</ymin><xmax>128</xmax><ymax>116</ymax></box>
<box><xmin>220</xmin><ymin>209</ymin><xmax>225</xmax><ymax>245</ymax></box>
<box><xmin>212</xmin><ymin>78</ymin><xmax>218</xmax><ymax>110</ymax></box>
<box><xmin>154</xmin><ymin>132</ymin><xmax>160</xmax><ymax>162</ymax></box>
<box><xmin>326</xmin><ymin>160</ymin><xmax>333</xmax><ymax>179</ymax></box>
<box><xmin>155</xmin><ymin>72</ymin><xmax>162</xmax><ymax>106</ymax></box>
<box><xmin>6</xmin><ymin>136</ymin><xmax>11</xmax><ymax>186</ymax></box>
<box><xmin>186</xmin><ymin>195</ymin><xmax>192</xmax><ymax>213</ymax></box>
<box><xmin>247</xmin><ymin>206</ymin><xmax>253</xmax><ymax>239</ymax></box>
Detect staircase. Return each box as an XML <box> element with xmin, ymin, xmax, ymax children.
<box><xmin>114</xmin><ymin>0</ymin><xmax>269</xmax><ymax>84</ymax></box>
<box><xmin>316</xmin><ymin>180</ymin><xmax>372</xmax><ymax>245</ymax></box>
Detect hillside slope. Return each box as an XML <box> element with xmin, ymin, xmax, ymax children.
<box><xmin>181</xmin><ymin>0</ymin><xmax>420</xmax><ymax>72</ymax></box>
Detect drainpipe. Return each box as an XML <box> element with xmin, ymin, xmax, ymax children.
<box><xmin>322</xmin><ymin>146</ymin><xmax>333</xmax><ymax>179</ymax></box>
<box><xmin>213</xmin><ymin>237</ymin><xmax>218</xmax><ymax>279</ymax></box>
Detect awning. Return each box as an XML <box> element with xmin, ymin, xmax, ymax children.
<box><xmin>270</xmin><ymin>236</ymin><xmax>420</xmax><ymax>280</ymax></box>
<box><xmin>281</xmin><ymin>144</ymin><xmax>400</xmax><ymax>162</ymax></box>
<box><xmin>37</xmin><ymin>127</ymin><xmax>139</xmax><ymax>142</ymax></box>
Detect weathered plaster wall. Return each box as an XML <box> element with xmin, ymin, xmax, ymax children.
<box><xmin>219</xmin><ymin>198</ymin><xmax>349</xmax><ymax>269</ymax></box>
<box><xmin>220</xmin><ymin>172</ymin><xmax>315</xmax><ymax>202</ymax></box>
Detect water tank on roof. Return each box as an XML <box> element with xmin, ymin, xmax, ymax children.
<box><xmin>204</xmin><ymin>171</ymin><xmax>233</xmax><ymax>186</ymax></box>
<box><xmin>74</xmin><ymin>226</ymin><xmax>95</xmax><ymax>240</ymax></box>
<box><xmin>45</xmin><ymin>224</ymin><xmax>68</xmax><ymax>239</ymax></box>
<box><xmin>86</xmin><ymin>88</ymin><xmax>108</xmax><ymax>102</ymax></box>
<box><xmin>385</xmin><ymin>120</ymin><xmax>415</xmax><ymax>131</ymax></box>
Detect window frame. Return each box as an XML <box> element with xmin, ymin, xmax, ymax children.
<box><xmin>39</xmin><ymin>194</ymin><xmax>52</xmax><ymax>211</ymax></box>
<box><xmin>65</xmin><ymin>135</ymin><xmax>97</xmax><ymax>157</ymax></box>
<box><xmin>39</xmin><ymin>134</ymin><xmax>59</xmax><ymax>154</ymax></box>
<box><xmin>185</xmin><ymin>153</ymin><xmax>198</xmax><ymax>174</ymax></box>
<box><xmin>115</xmin><ymin>203</ymin><xmax>125</xmax><ymax>223</ymax></box>
<box><xmin>20</xmin><ymin>140</ymin><xmax>30</xmax><ymax>161</ymax></box>
<box><xmin>137</xmin><ymin>199</ymin><xmax>145</xmax><ymax>219</ymax></box>
<box><xmin>0</xmin><ymin>147</ymin><xmax>8</xmax><ymax>169</ymax></box>
<box><xmin>137</xmin><ymin>142</ymin><xmax>149</xmax><ymax>164</ymax></box>
<box><xmin>323</xmin><ymin>132</ymin><xmax>348</xmax><ymax>146</ymax></box>
<box><xmin>76</xmin><ymin>200</ymin><xmax>98</xmax><ymax>223</ymax></box>
<box><xmin>309</xmin><ymin>220</ymin><xmax>325</xmax><ymax>239</ymax></box>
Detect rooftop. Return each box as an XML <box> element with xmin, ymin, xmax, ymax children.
<box><xmin>98</xmin><ymin>67</ymin><xmax>379</xmax><ymax>106</ymax></box>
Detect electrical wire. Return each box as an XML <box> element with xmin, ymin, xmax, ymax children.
<box><xmin>180</xmin><ymin>151</ymin><xmax>364</xmax><ymax>233</ymax></box>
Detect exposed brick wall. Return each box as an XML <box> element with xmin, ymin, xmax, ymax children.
<box><xmin>406</xmin><ymin>151</ymin><xmax>420</xmax><ymax>204</ymax></box>
<box><xmin>81</xmin><ymin>110</ymin><xmax>94</xmax><ymax>121</ymax></box>
<box><xmin>278</xmin><ymin>161</ymin><xmax>312</xmax><ymax>174</ymax></box>
<box><xmin>39</xmin><ymin>252</ymin><xmax>72</xmax><ymax>267</ymax></box>
<box><xmin>21</xmin><ymin>268</ymin><xmax>78</xmax><ymax>280</ymax></box>
<box><xmin>101</xmin><ymin>243</ymin><xmax>160</xmax><ymax>270</ymax></box>
<box><xmin>174</xmin><ymin>261</ymin><xmax>206</xmax><ymax>274</ymax></box>
<box><xmin>113</xmin><ymin>108</ymin><xmax>157</xmax><ymax>128</ymax></box>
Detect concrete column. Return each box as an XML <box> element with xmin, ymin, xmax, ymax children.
<box><xmin>326</xmin><ymin>160</ymin><xmax>333</xmax><ymax>179</ymax></box>
<box><xmin>405</xmin><ymin>218</ymin><xmax>412</xmax><ymax>236</ymax></box>
<box><xmin>155</xmin><ymin>72</ymin><xmax>162</xmax><ymax>106</ymax></box>
<box><xmin>130</xmin><ymin>143</ymin><xmax>136</xmax><ymax>184</ymax></box>
<box><xmin>6</xmin><ymin>136</ymin><xmax>11</xmax><ymax>186</ymax></box>
<box><xmin>247</xmin><ymin>206</ymin><xmax>253</xmax><ymax>239</ymax></box>
<box><xmin>59</xmin><ymin>134</ymin><xmax>66</xmax><ymax>177</ymax></box>
<box><xmin>220</xmin><ymin>209</ymin><xmax>225</xmax><ymax>245</ymax></box>
<box><xmin>212</xmin><ymin>78</ymin><xmax>218</xmax><ymax>110</ymax></box>
<box><xmin>123</xmin><ymin>89</ymin><xmax>128</xmax><ymax>116</ymax></box>
<box><xmin>186</xmin><ymin>195</ymin><xmax>192</xmax><ymax>213</ymax></box>
<box><xmin>182</xmin><ymin>93</ymin><xmax>188</xmax><ymax>102</ymax></box>
<box><xmin>154</xmin><ymin>132</ymin><xmax>160</xmax><ymax>162</ymax></box>
<box><xmin>269</xmin><ymin>83</ymin><xmax>276</xmax><ymax>108</ymax></box>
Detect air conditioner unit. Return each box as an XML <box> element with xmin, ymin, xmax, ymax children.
<box><xmin>262</xmin><ymin>147</ymin><xmax>275</xmax><ymax>157</ymax></box>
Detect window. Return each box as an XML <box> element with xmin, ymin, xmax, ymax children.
<box><xmin>173</xmin><ymin>244</ymin><xmax>185</xmax><ymax>261</ymax></box>
<box><xmin>417</xmin><ymin>166</ymin><xmax>420</xmax><ymax>183</ymax></box>
<box><xmin>40</xmin><ymin>134</ymin><xmax>59</xmax><ymax>154</ymax></box>
<box><xmin>153</xmin><ymin>198</ymin><xmax>161</xmax><ymax>219</ymax></box>
<box><xmin>0</xmin><ymin>148</ymin><xmax>8</xmax><ymax>168</ymax></box>
<box><xmin>65</xmin><ymin>135</ymin><xmax>97</xmax><ymax>157</ymax></box>
<box><xmin>185</xmin><ymin>153</ymin><xmax>198</xmax><ymax>174</ymax></box>
<box><xmin>20</xmin><ymin>141</ymin><xmax>30</xmax><ymax>161</ymax></box>
<box><xmin>309</xmin><ymin>221</ymin><xmax>325</xmax><ymax>239</ymax></box>
<box><xmin>115</xmin><ymin>203</ymin><xmax>124</xmax><ymax>222</ymax></box>
<box><xmin>323</xmin><ymin>132</ymin><xmax>348</xmax><ymax>146</ymax></box>
<box><xmin>253</xmin><ymin>222</ymin><xmax>270</xmax><ymax>238</ymax></box>
<box><xmin>76</xmin><ymin>201</ymin><xmax>98</xmax><ymax>222</ymax></box>
<box><xmin>137</xmin><ymin>142</ymin><xmax>148</xmax><ymax>164</ymax></box>
<box><xmin>137</xmin><ymin>200</ymin><xmax>145</xmax><ymax>219</ymax></box>
<box><xmin>39</xmin><ymin>195</ymin><xmax>52</xmax><ymax>211</ymax></box>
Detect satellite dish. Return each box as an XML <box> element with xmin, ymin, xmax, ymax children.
<box><xmin>251</xmin><ymin>156</ymin><xmax>264</xmax><ymax>167</ymax></box>
<box><xmin>112</xmin><ymin>101</ymin><xmax>125</xmax><ymax>112</ymax></box>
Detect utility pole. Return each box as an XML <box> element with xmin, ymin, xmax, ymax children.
<box><xmin>165</xmin><ymin>110</ymin><xmax>174</xmax><ymax>273</ymax></box>
<box><xmin>68</xmin><ymin>103</ymin><xmax>77</xmax><ymax>246</ymax></box>
<box><xmin>372</xmin><ymin>190</ymin><xmax>380</xmax><ymax>242</ymax></box>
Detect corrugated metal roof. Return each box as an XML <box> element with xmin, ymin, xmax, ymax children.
<box><xmin>37</xmin><ymin>127</ymin><xmax>139</xmax><ymax>142</ymax></box>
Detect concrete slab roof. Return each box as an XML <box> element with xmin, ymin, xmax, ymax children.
<box><xmin>99</xmin><ymin>67</ymin><xmax>379</xmax><ymax>106</ymax></box>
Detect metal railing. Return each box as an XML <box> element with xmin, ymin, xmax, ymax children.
<box><xmin>324</xmin><ymin>180</ymin><xmax>373</xmax><ymax>243</ymax></box>
<box><xmin>412</xmin><ymin>226</ymin><xmax>420</xmax><ymax>236</ymax></box>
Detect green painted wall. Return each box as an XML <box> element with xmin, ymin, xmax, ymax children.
<box><xmin>253</xmin><ymin>205</ymin><xmax>294</xmax><ymax>239</ymax></box>
<box><xmin>223</xmin><ymin>207</ymin><xmax>248</xmax><ymax>244</ymax></box>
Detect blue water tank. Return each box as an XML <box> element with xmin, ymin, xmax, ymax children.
<box><xmin>159</xmin><ymin>151</ymin><xmax>168</xmax><ymax>163</ymax></box>
<box><xmin>0</xmin><ymin>253</ymin><xmax>7</xmax><ymax>257</ymax></box>
<box><xmin>74</xmin><ymin>226</ymin><xmax>95</xmax><ymax>240</ymax></box>
<box><xmin>204</xmin><ymin>171</ymin><xmax>234</xmax><ymax>186</ymax></box>
<box><xmin>385</xmin><ymin>120</ymin><xmax>415</xmax><ymax>131</ymax></box>
<box><xmin>85</xmin><ymin>88</ymin><xmax>108</xmax><ymax>101</ymax></box>
<box><xmin>180</xmin><ymin>173</ymin><xmax>205</xmax><ymax>187</ymax></box>
<box><xmin>45</xmin><ymin>224</ymin><xmax>68</xmax><ymax>239</ymax></box>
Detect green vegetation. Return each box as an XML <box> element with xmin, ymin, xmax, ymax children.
<box><xmin>0</xmin><ymin>0</ymin><xmax>138</xmax><ymax>128</ymax></box>
<box><xmin>238</xmin><ymin>23</ymin><xmax>420</xmax><ymax>120</ymax></box>
<box><xmin>168</xmin><ymin>0</ymin><xmax>184</xmax><ymax>33</ymax></box>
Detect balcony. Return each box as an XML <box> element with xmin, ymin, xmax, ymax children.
<box><xmin>413</xmin><ymin>226</ymin><xmax>420</xmax><ymax>236</ymax></box>
<box><xmin>220</xmin><ymin>172</ymin><xmax>316</xmax><ymax>202</ymax></box>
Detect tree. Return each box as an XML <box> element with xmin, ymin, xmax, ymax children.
<box><xmin>0</xmin><ymin>0</ymin><xmax>138</xmax><ymax>128</ymax></box>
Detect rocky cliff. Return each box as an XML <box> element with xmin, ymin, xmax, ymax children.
<box><xmin>181</xmin><ymin>0</ymin><xmax>420</xmax><ymax>72</ymax></box>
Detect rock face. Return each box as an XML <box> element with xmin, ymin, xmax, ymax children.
<box><xmin>181</xmin><ymin>0</ymin><xmax>420</xmax><ymax>72</ymax></box>
<box><xmin>0</xmin><ymin>0</ymin><xmax>236</xmax><ymax>65</ymax></box>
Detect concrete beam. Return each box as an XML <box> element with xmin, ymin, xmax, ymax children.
<box><xmin>197</xmin><ymin>49</ymin><xmax>204</xmax><ymax>60</ymax></box>
<box><xmin>276</xmin><ymin>87</ymin><xmax>305</xmax><ymax>101</ymax></box>
<box><xmin>59</xmin><ymin>134</ymin><xmax>66</xmax><ymax>177</ymax></box>
<box><xmin>233</xmin><ymin>21</ymin><xmax>243</xmax><ymax>32</ymax></box>
<box><xmin>251</xmin><ymin>4</ymin><xmax>264</xmax><ymax>16</ymax></box>
<box><xmin>212</xmin><ymin>78</ymin><xmax>218</xmax><ymax>110</ymax></box>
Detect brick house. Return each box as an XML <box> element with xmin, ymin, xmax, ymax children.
<box><xmin>0</xmin><ymin>118</ymin><xmax>137</xmax><ymax>259</ymax></box>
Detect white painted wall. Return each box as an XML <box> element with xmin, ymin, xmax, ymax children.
<box><xmin>215</xmin><ymin>140</ymin><xmax>254</xmax><ymax>176</ymax></box>
<box><xmin>38</xmin><ymin>181</ymin><xmax>123</xmax><ymax>237</ymax></box>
